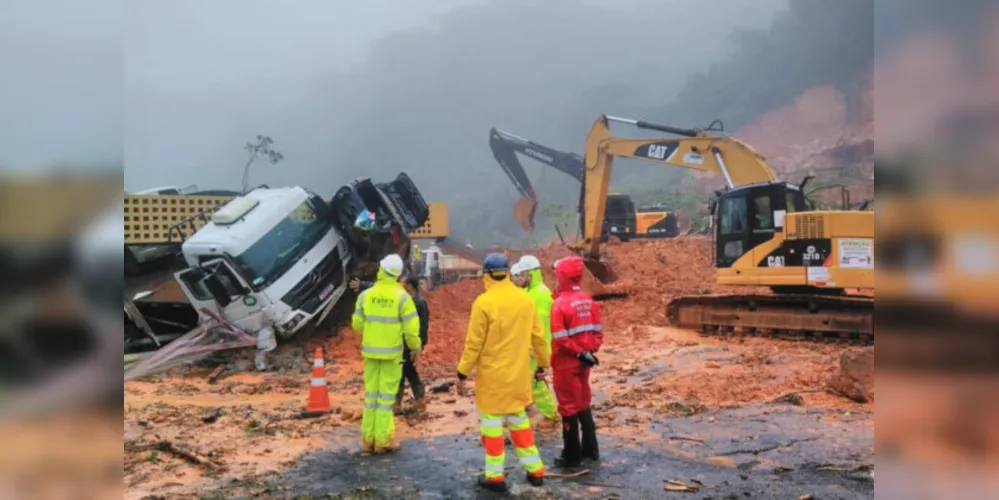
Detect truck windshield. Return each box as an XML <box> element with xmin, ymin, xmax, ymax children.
<box><xmin>232</xmin><ymin>200</ymin><xmax>330</xmax><ymax>289</ymax></box>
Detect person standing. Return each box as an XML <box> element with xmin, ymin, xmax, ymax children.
<box><xmin>395</xmin><ymin>276</ymin><xmax>429</xmax><ymax>412</ymax></box>
<box><xmin>515</xmin><ymin>255</ymin><xmax>559</xmax><ymax>423</ymax></box>
<box><xmin>351</xmin><ymin>254</ymin><xmax>422</xmax><ymax>455</ymax></box>
<box><xmin>410</xmin><ymin>243</ymin><xmax>424</xmax><ymax>276</ymax></box>
<box><xmin>456</xmin><ymin>253</ymin><xmax>550</xmax><ymax>492</ymax></box>
<box><xmin>351</xmin><ymin>275</ymin><xmax>430</xmax><ymax>414</ymax></box>
<box><xmin>509</xmin><ymin>262</ymin><xmax>525</xmax><ymax>288</ymax></box>
<box><xmin>550</xmin><ymin>256</ymin><xmax>603</xmax><ymax>467</ymax></box>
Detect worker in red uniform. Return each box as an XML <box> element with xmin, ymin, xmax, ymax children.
<box><xmin>549</xmin><ymin>256</ymin><xmax>603</xmax><ymax>468</ymax></box>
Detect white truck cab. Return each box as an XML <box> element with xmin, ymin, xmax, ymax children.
<box><xmin>175</xmin><ymin>186</ymin><xmax>351</xmax><ymax>338</ymax></box>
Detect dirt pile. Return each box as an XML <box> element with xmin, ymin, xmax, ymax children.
<box><xmin>684</xmin><ymin>76</ymin><xmax>874</xmax><ymax>204</ymax></box>
<box><xmin>409</xmin><ymin>236</ymin><xmax>765</xmax><ymax>369</ymax></box>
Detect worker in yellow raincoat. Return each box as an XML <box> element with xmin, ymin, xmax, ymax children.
<box><xmin>352</xmin><ymin>254</ymin><xmax>422</xmax><ymax>454</ymax></box>
<box><xmin>456</xmin><ymin>253</ymin><xmax>551</xmax><ymax>492</ymax></box>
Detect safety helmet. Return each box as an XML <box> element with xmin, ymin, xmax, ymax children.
<box><xmin>482</xmin><ymin>252</ymin><xmax>508</xmax><ymax>274</ymax></box>
<box><xmin>380</xmin><ymin>254</ymin><xmax>404</xmax><ymax>277</ymax></box>
<box><xmin>517</xmin><ymin>255</ymin><xmax>541</xmax><ymax>272</ymax></box>
<box><xmin>510</xmin><ymin>262</ymin><xmax>523</xmax><ymax>276</ymax></box>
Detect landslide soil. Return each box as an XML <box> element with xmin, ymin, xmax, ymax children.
<box><xmin>123</xmin><ymin>236</ymin><xmax>870</xmax><ymax>499</ymax></box>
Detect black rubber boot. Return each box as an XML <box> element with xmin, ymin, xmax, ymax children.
<box><xmin>477</xmin><ymin>475</ymin><xmax>508</xmax><ymax>492</ymax></box>
<box><xmin>553</xmin><ymin>415</ymin><xmax>582</xmax><ymax>468</ymax></box>
<box><xmin>526</xmin><ymin>473</ymin><xmax>544</xmax><ymax>487</ymax></box>
<box><xmin>579</xmin><ymin>408</ymin><xmax>600</xmax><ymax>461</ymax></box>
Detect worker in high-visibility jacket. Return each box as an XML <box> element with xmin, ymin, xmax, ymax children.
<box><xmin>515</xmin><ymin>255</ymin><xmax>559</xmax><ymax>422</ymax></box>
<box><xmin>410</xmin><ymin>243</ymin><xmax>424</xmax><ymax>276</ymax></box>
<box><xmin>351</xmin><ymin>254</ymin><xmax>422</xmax><ymax>454</ymax></box>
<box><xmin>457</xmin><ymin>253</ymin><xmax>550</xmax><ymax>492</ymax></box>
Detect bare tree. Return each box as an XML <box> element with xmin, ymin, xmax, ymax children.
<box><xmin>242</xmin><ymin>135</ymin><xmax>284</xmax><ymax>192</ymax></box>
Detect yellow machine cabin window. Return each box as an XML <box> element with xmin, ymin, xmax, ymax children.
<box><xmin>719</xmin><ymin>197</ymin><xmax>747</xmax><ymax>235</ymax></box>
<box><xmin>753</xmin><ymin>195</ymin><xmax>773</xmax><ymax>232</ymax></box>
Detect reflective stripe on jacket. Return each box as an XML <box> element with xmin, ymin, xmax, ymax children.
<box><xmin>550</xmin><ymin>289</ymin><xmax>603</xmax><ymax>371</ymax></box>
<box><xmin>352</xmin><ymin>269</ymin><xmax>422</xmax><ymax>360</ymax></box>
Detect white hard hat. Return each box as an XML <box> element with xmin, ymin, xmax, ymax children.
<box><xmin>518</xmin><ymin>255</ymin><xmax>541</xmax><ymax>272</ymax></box>
<box><xmin>380</xmin><ymin>254</ymin><xmax>404</xmax><ymax>277</ymax></box>
<box><xmin>510</xmin><ymin>263</ymin><xmax>523</xmax><ymax>276</ymax></box>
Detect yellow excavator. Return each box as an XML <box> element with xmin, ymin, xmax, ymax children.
<box><xmin>574</xmin><ymin>114</ymin><xmax>874</xmax><ymax>343</ymax></box>
<box><xmin>489</xmin><ymin>127</ymin><xmax>679</xmax><ymax>240</ymax></box>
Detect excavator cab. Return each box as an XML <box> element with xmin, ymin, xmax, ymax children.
<box><xmin>601</xmin><ymin>194</ymin><xmax>636</xmax><ymax>242</ymax></box>
<box><xmin>711</xmin><ymin>181</ymin><xmax>810</xmax><ymax>268</ymax></box>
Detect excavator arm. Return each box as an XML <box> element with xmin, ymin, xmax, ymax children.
<box><xmin>576</xmin><ymin>114</ymin><xmax>778</xmax><ymax>260</ymax></box>
<box><xmin>489</xmin><ymin>127</ymin><xmax>585</xmax><ymax>232</ymax></box>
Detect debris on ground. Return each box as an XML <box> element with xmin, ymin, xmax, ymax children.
<box><xmin>826</xmin><ymin>347</ymin><xmax>875</xmax><ymax>403</ymax></box>
<box><xmin>664</xmin><ymin>479</ymin><xmax>701</xmax><ymax>492</ymax></box>
<box><xmin>122</xmin><ymin>236</ymin><xmax>873</xmax><ymax>498</ymax></box>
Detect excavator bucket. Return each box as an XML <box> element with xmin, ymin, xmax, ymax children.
<box><xmin>512</xmin><ymin>195</ymin><xmax>538</xmax><ymax>233</ymax></box>
<box><xmin>581</xmin><ymin>257</ymin><xmax>628</xmax><ymax>300</ymax></box>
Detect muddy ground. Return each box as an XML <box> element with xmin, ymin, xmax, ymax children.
<box><xmin>124</xmin><ymin>238</ymin><xmax>873</xmax><ymax>498</ymax></box>
<box><xmin>124</xmin><ymin>326</ymin><xmax>872</xmax><ymax>499</ymax></box>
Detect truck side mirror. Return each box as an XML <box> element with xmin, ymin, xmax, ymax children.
<box><xmin>201</xmin><ymin>274</ymin><xmax>233</xmax><ymax>308</ymax></box>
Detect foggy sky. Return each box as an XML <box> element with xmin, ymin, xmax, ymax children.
<box><xmin>0</xmin><ymin>0</ymin><xmax>122</xmax><ymax>172</ymax></box>
<box><xmin>123</xmin><ymin>0</ymin><xmax>781</xmax><ymax>195</ymax></box>
<box><xmin>1</xmin><ymin>0</ymin><xmax>785</xmax><ymax>208</ymax></box>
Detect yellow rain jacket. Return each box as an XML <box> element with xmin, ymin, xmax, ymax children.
<box><xmin>457</xmin><ymin>273</ymin><xmax>550</xmax><ymax>415</ymax></box>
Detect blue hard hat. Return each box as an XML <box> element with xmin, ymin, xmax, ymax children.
<box><xmin>482</xmin><ymin>252</ymin><xmax>508</xmax><ymax>273</ymax></box>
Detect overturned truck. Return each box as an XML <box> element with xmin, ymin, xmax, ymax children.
<box><xmin>123</xmin><ymin>173</ymin><xmax>443</xmax><ymax>360</ymax></box>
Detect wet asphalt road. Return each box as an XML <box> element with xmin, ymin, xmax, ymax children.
<box><xmin>273</xmin><ymin>405</ymin><xmax>873</xmax><ymax>499</ymax></box>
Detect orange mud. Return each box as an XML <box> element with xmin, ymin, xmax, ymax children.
<box><xmin>409</xmin><ymin>237</ymin><xmax>766</xmax><ymax>368</ymax></box>
<box><xmin>123</xmin><ymin>236</ymin><xmax>870</xmax><ymax>498</ymax></box>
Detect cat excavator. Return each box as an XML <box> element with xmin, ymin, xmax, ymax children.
<box><xmin>489</xmin><ymin>128</ymin><xmax>678</xmax><ymax>240</ymax></box>
<box><xmin>575</xmin><ymin>114</ymin><xmax>874</xmax><ymax>343</ymax></box>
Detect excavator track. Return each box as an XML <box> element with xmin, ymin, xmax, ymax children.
<box><xmin>667</xmin><ymin>293</ymin><xmax>873</xmax><ymax>344</ymax></box>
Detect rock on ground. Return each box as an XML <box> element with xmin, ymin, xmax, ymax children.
<box><xmin>827</xmin><ymin>347</ymin><xmax>874</xmax><ymax>403</ymax></box>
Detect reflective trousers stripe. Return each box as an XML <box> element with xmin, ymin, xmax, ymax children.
<box><xmin>551</xmin><ymin>323</ymin><xmax>603</xmax><ymax>339</ymax></box>
<box><xmin>505</xmin><ymin>415</ymin><xmax>527</xmax><ymax>427</ymax></box>
<box><xmin>481</xmin><ymin>418</ymin><xmax>504</xmax><ymax>428</ymax></box>
<box><xmin>480</xmin><ymin>410</ymin><xmax>545</xmax><ymax>479</ymax></box>
<box><xmin>361</xmin><ymin>358</ymin><xmax>402</xmax><ymax>450</ymax></box>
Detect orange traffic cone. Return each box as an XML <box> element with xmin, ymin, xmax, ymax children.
<box><xmin>301</xmin><ymin>348</ymin><xmax>331</xmax><ymax>418</ymax></box>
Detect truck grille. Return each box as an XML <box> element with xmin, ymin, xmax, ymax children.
<box><xmin>281</xmin><ymin>247</ymin><xmax>344</xmax><ymax>313</ymax></box>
